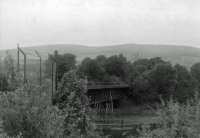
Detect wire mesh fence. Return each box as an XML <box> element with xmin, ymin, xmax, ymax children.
<box><xmin>17</xmin><ymin>47</ymin><xmax>44</xmax><ymax>85</ymax></box>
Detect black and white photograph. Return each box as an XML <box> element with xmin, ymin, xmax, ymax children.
<box><xmin>0</xmin><ymin>0</ymin><xmax>200</xmax><ymax>137</ymax></box>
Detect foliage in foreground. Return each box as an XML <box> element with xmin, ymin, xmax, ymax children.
<box><xmin>0</xmin><ymin>84</ymin><xmax>65</xmax><ymax>138</ymax></box>
<box><xmin>128</xmin><ymin>94</ymin><xmax>200</xmax><ymax>138</ymax></box>
<box><xmin>53</xmin><ymin>70</ymin><xmax>101</xmax><ymax>138</ymax></box>
<box><xmin>0</xmin><ymin>70</ymin><xmax>102</xmax><ymax>138</ymax></box>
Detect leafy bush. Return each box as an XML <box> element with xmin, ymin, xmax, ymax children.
<box><xmin>0</xmin><ymin>84</ymin><xmax>65</xmax><ymax>138</ymax></box>
<box><xmin>129</xmin><ymin>94</ymin><xmax>200</xmax><ymax>138</ymax></box>
<box><xmin>53</xmin><ymin>70</ymin><xmax>101</xmax><ymax>138</ymax></box>
<box><xmin>0</xmin><ymin>70</ymin><xmax>103</xmax><ymax>138</ymax></box>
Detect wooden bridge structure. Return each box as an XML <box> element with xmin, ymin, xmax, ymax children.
<box><xmin>87</xmin><ymin>82</ymin><xmax>130</xmax><ymax>112</ymax></box>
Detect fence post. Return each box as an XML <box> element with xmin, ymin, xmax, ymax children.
<box><xmin>35</xmin><ymin>50</ymin><xmax>42</xmax><ymax>86</ymax></box>
<box><xmin>55</xmin><ymin>62</ymin><xmax>58</xmax><ymax>90</ymax></box>
<box><xmin>17</xmin><ymin>44</ymin><xmax>20</xmax><ymax>72</ymax></box>
<box><xmin>18</xmin><ymin>46</ymin><xmax>27</xmax><ymax>84</ymax></box>
<box><xmin>24</xmin><ymin>54</ymin><xmax>27</xmax><ymax>83</ymax></box>
<box><xmin>51</xmin><ymin>62</ymin><xmax>54</xmax><ymax>98</ymax></box>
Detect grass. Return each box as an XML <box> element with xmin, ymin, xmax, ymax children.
<box><xmin>95</xmin><ymin>105</ymin><xmax>159</xmax><ymax>137</ymax></box>
<box><xmin>96</xmin><ymin>103</ymin><xmax>158</xmax><ymax>124</ymax></box>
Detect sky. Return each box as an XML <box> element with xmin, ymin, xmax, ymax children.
<box><xmin>0</xmin><ymin>0</ymin><xmax>200</xmax><ymax>49</ymax></box>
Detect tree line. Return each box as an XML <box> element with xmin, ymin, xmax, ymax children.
<box><xmin>45</xmin><ymin>51</ymin><xmax>200</xmax><ymax>104</ymax></box>
<box><xmin>1</xmin><ymin>51</ymin><xmax>200</xmax><ymax>104</ymax></box>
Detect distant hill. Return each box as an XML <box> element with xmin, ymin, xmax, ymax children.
<box><xmin>1</xmin><ymin>44</ymin><xmax>200</xmax><ymax>67</ymax></box>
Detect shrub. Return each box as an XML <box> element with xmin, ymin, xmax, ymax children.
<box><xmin>0</xmin><ymin>70</ymin><xmax>102</xmax><ymax>138</ymax></box>
<box><xmin>0</xmin><ymin>84</ymin><xmax>65</xmax><ymax>138</ymax></box>
<box><xmin>53</xmin><ymin>70</ymin><xmax>101</xmax><ymax>138</ymax></box>
<box><xmin>130</xmin><ymin>94</ymin><xmax>200</xmax><ymax>138</ymax></box>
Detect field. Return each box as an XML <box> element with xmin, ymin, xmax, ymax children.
<box><xmin>94</xmin><ymin>105</ymin><xmax>159</xmax><ymax>137</ymax></box>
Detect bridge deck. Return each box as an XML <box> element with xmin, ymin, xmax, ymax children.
<box><xmin>87</xmin><ymin>82</ymin><xmax>129</xmax><ymax>90</ymax></box>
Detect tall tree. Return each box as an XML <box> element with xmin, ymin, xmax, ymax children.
<box><xmin>45</xmin><ymin>51</ymin><xmax>76</xmax><ymax>81</ymax></box>
<box><xmin>0</xmin><ymin>60</ymin><xmax>4</xmax><ymax>74</ymax></box>
<box><xmin>95</xmin><ymin>55</ymin><xmax>107</xmax><ymax>67</ymax></box>
<box><xmin>191</xmin><ymin>62</ymin><xmax>200</xmax><ymax>84</ymax></box>
<box><xmin>0</xmin><ymin>73</ymin><xmax>9</xmax><ymax>91</ymax></box>
<box><xmin>105</xmin><ymin>54</ymin><xmax>129</xmax><ymax>81</ymax></box>
<box><xmin>4</xmin><ymin>52</ymin><xmax>17</xmax><ymax>89</ymax></box>
<box><xmin>148</xmin><ymin>63</ymin><xmax>176</xmax><ymax>100</ymax></box>
<box><xmin>130</xmin><ymin>58</ymin><xmax>177</xmax><ymax>103</ymax></box>
<box><xmin>174</xmin><ymin>64</ymin><xmax>197</xmax><ymax>102</ymax></box>
<box><xmin>4</xmin><ymin>52</ymin><xmax>16</xmax><ymax>81</ymax></box>
<box><xmin>78</xmin><ymin>57</ymin><xmax>106</xmax><ymax>81</ymax></box>
<box><xmin>53</xmin><ymin>70</ymin><xmax>100</xmax><ymax>137</ymax></box>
